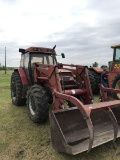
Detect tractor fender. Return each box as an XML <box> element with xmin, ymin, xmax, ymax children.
<box><xmin>14</xmin><ymin>68</ymin><xmax>28</xmax><ymax>85</ymax></box>
<box><xmin>89</xmin><ymin>67</ymin><xmax>103</xmax><ymax>74</ymax></box>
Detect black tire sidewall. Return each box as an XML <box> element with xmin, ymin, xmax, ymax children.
<box><xmin>11</xmin><ymin>71</ymin><xmax>26</xmax><ymax>106</ymax></box>
<box><xmin>89</xmin><ymin>70</ymin><xmax>101</xmax><ymax>94</ymax></box>
<box><xmin>88</xmin><ymin>70</ymin><xmax>96</xmax><ymax>94</ymax></box>
<box><xmin>27</xmin><ymin>85</ymin><xmax>49</xmax><ymax>123</ymax></box>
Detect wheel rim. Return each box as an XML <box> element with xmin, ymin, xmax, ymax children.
<box><xmin>115</xmin><ymin>80</ymin><xmax>120</xmax><ymax>98</ymax></box>
<box><xmin>29</xmin><ymin>95</ymin><xmax>36</xmax><ymax>116</ymax></box>
<box><xmin>11</xmin><ymin>91</ymin><xmax>16</xmax><ymax>101</ymax></box>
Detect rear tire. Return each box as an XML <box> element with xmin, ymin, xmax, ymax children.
<box><xmin>10</xmin><ymin>71</ymin><xmax>26</xmax><ymax>106</ymax></box>
<box><xmin>27</xmin><ymin>85</ymin><xmax>49</xmax><ymax>123</ymax></box>
<box><xmin>89</xmin><ymin>70</ymin><xmax>101</xmax><ymax>94</ymax></box>
<box><xmin>88</xmin><ymin>70</ymin><xmax>96</xmax><ymax>94</ymax></box>
<box><xmin>112</xmin><ymin>74</ymin><xmax>120</xmax><ymax>100</ymax></box>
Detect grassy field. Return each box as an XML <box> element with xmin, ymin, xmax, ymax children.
<box><xmin>1</xmin><ymin>70</ymin><xmax>120</xmax><ymax>160</ymax></box>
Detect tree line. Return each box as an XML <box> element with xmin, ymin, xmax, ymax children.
<box><xmin>92</xmin><ymin>62</ymin><xmax>107</xmax><ymax>68</ymax></box>
<box><xmin>0</xmin><ymin>62</ymin><xmax>107</xmax><ymax>70</ymax></box>
<box><xmin>0</xmin><ymin>65</ymin><xmax>15</xmax><ymax>70</ymax></box>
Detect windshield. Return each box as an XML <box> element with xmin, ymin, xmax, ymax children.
<box><xmin>31</xmin><ymin>53</ymin><xmax>56</xmax><ymax>65</ymax></box>
<box><xmin>115</xmin><ymin>48</ymin><xmax>120</xmax><ymax>61</ymax></box>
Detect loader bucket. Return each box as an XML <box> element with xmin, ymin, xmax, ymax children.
<box><xmin>49</xmin><ymin>101</ymin><xmax>120</xmax><ymax>155</ymax></box>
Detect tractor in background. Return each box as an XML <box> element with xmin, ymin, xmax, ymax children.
<box><xmin>89</xmin><ymin>44</ymin><xmax>120</xmax><ymax>98</ymax></box>
<box><xmin>108</xmin><ymin>44</ymin><xmax>120</xmax><ymax>99</ymax></box>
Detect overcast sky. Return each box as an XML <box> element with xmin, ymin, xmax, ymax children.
<box><xmin>0</xmin><ymin>0</ymin><xmax>120</xmax><ymax>67</ymax></box>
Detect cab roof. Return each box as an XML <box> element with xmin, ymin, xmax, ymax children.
<box><xmin>19</xmin><ymin>47</ymin><xmax>53</xmax><ymax>54</ymax></box>
<box><xmin>111</xmin><ymin>44</ymin><xmax>120</xmax><ymax>48</ymax></box>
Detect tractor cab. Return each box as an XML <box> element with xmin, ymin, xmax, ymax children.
<box><xmin>19</xmin><ymin>46</ymin><xmax>65</xmax><ymax>84</ymax></box>
<box><xmin>107</xmin><ymin>44</ymin><xmax>120</xmax><ymax>92</ymax></box>
<box><xmin>112</xmin><ymin>45</ymin><xmax>120</xmax><ymax>62</ymax></box>
<box><xmin>19</xmin><ymin>47</ymin><xmax>57</xmax><ymax>68</ymax></box>
<box><xmin>109</xmin><ymin>44</ymin><xmax>120</xmax><ymax>72</ymax></box>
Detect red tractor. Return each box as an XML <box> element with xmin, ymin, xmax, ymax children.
<box><xmin>10</xmin><ymin>46</ymin><xmax>120</xmax><ymax>155</ymax></box>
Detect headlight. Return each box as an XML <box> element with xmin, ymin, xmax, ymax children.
<box><xmin>69</xmin><ymin>77</ymin><xmax>74</xmax><ymax>81</ymax></box>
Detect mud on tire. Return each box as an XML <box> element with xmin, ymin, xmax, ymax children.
<box><xmin>11</xmin><ymin>71</ymin><xmax>26</xmax><ymax>106</ymax></box>
<box><xmin>27</xmin><ymin>85</ymin><xmax>49</xmax><ymax>123</ymax></box>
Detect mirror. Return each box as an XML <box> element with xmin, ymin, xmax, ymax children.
<box><xmin>19</xmin><ymin>48</ymin><xmax>25</xmax><ymax>53</ymax></box>
<box><xmin>61</xmin><ymin>53</ymin><xmax>65</xmax><ymax>58</ymax></box>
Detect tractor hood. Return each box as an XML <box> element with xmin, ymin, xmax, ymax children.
<box><xmin>58</xmin><ymin>69</ymin><xmax>74</xmax><ymax>80</ymax></box>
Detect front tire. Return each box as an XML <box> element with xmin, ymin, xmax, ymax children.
<box><xmin>10</xmin><ymin>71</ymin><xmax>26</xmax><ymax>106</ymax></box>
<box><xmin>27</xmin><ymin>85</ymin><xmax>49</xmax><ymax>123</ymax></box>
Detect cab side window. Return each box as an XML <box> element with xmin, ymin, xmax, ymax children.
<box><xmin>115</xmin><ymin>48</ymin><xmax>120</xmax><ymax>61</ymax></box>
<box><xmin>24</xmin><ymin>53</ymin><xmax>29</xmax><ymax>68</ymax></box>
<box><xmin>20</xmin><ymin>54</ymin><xmax>24</xmax><ymax>67</ymax></box>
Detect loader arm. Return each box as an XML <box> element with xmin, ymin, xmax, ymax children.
<box><xmin>99</xmin><ymin>84</ymin><xmax>120</xmax><ymax>101</ymax></box>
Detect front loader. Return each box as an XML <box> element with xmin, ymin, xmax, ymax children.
<box><xmin>10</xmin><ymin>46</ymin><xmax>120</xmax><ymax>155</ymax></box>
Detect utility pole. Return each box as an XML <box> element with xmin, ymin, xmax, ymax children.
<box><xmin>5</xmin><ymin>47</ymin><xmax>6</xmax><ymax>74</ymax></box>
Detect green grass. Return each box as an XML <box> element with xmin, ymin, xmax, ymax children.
<box><xmin>1</xmin><ymin>70</ymin><xmax>120</xmax><ymax>160</ymax></box>
<box><xmin>0</xmin><ymin>70</ymin><xmax>12</xmax><ymax>87</ymax></box>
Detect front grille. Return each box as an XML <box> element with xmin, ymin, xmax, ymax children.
<box><xmin>60</xmin><ymin>72</ymin><xmax>73</xmax><ymax>77</ymax></box>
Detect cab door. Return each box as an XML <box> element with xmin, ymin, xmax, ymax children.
<box><xmin>23</xmin><ymin>52</ymin><xmax>32</xmax><ymax>84</ymax></box>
